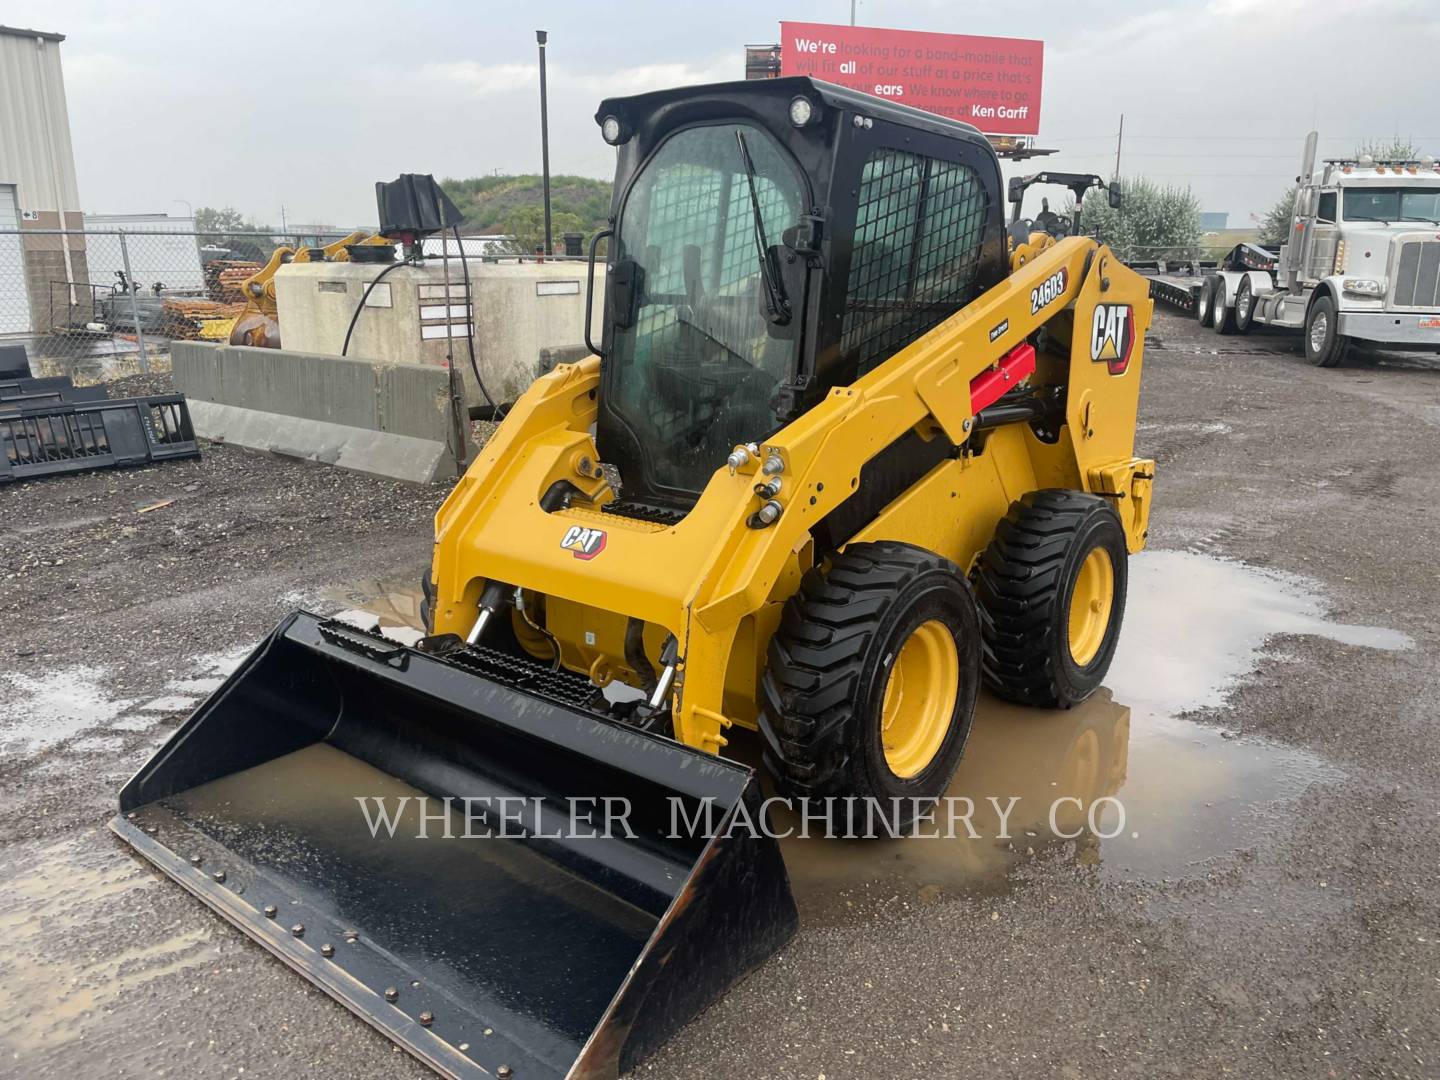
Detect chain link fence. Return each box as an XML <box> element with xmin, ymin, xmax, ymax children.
<box><xmin>0</xmin><ymin>228</ymin><xmax>353</xmax><ymax>381</ymax></box>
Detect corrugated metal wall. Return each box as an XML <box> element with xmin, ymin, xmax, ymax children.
<box><xmin>0</xmin><ymin>28</ymin><xmax>82</xmax><ymax>215</ymax></box>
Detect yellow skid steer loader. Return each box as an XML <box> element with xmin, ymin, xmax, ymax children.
<box><xmin>113</xmin><ymin>77</ymin><xmax>1154</xmax><ymax>1080</ymax></box>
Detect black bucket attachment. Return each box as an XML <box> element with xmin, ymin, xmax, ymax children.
<box><xmin>1</xmin><ymin>393</ymin><xmax>199</xmax><ymax>483</ymax></box>
<box><xmin>112</xmin><ymin>612</ymin><xmax>797</xmax><ymax>1080</ymax></box>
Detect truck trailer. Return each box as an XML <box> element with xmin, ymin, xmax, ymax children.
<box><xmin>1155</xmin><ymin>132</ymin><xmax>1440</xmax><ymax>365</ymax></box>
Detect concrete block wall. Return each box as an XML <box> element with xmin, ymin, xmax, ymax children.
<box><xmin>173</xmin><ymin>341</ymin><xmax>475</xmax><ymax>483</ymax></box>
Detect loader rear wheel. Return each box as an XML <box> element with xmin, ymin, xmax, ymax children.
<box><xmin>974</xmin><ymin>490</ymin><xmax>1128</xmax><ymax>708</ymax></box>
<box><xmin>758</xmin><ymin>541</ymin><xmax>980</xmax><ymax>833</ymax></box>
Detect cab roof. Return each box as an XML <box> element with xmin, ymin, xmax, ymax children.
<box><xmin>596</xmin><ymin>75</ymin><xmax>993</xmax><ymax>151</ymax></box>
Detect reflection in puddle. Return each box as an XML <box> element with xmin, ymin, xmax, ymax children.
<box><xmin>0</xmin><ymin>834</ymin><xmax>209</xmax><ymax>1057</ymax></box>
<box><xmin>329</xmin><ymin>555</ymin><xmax>1408</xmax><ymax>908</ymax></box>
<box><xmin>771</xmin><ymin>550</ymin><xmax>1408</xmax><ymax>913</ymax></box>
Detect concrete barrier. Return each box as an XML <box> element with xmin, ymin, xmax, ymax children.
<box><xmin>173</xmin><ymin>342</ymin><xmax>475</xmax><ymax>483</ymax></box>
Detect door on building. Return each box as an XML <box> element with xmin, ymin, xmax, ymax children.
<box><xmin>0</xmin><ymin>185</ymin><xmax>32</xmax><ymax>334</ymax></box>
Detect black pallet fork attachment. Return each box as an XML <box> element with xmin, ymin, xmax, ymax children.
<box><xmin>111</xmin><ymin>611</ymin><xmax>798</xmax><ymax>1080</ymax></box>
<box><xmin>1</xmin><ymin>393</ymin><xmax>199</xmax><ymax>483</ymax></box>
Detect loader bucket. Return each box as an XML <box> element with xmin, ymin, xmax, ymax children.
<box><xmin>111</xmin><ymin>611</ymin><xmax>797</xmax><ymax>1080</ymax></box>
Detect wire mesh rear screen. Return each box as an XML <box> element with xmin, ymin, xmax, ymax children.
<box><xmin>841</xmin><ymin>149</ymin><xmax>989</xmax><ymax>377</ymax></box>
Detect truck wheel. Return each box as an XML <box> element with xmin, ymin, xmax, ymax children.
<box><xmin>758</xmin><ymin>541</ymin><xmax>981</xmax><ymax>834</ymax></box>
<box><xmin>1212</xmin><ymin>278</ymin><xmax>1237</xmax><ymax>334</ymax></box>
<box><xmin>1305</xmin><ymin>294</ymin><xmax>1349</xmax><ymax>367</ymax></box>
<box><xmin>974</xmin><ymin>490</ymin><xmax>1128</xmax><ymax>709</ymax></box>
<box><xmin>1234</xmin><ymin>277</ymin><xmax>1255</xmax><ymax>334</ymax></box>
<box><xmin>1196</xmin><ymin>276</ymin><xmax>1217</xmax><ymax>327</ymax></box>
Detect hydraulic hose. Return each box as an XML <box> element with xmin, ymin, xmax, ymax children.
<box><xmin>339</xmin><ymin>260</ymin><xmax>408</xmax><ymax>357</ymax></box>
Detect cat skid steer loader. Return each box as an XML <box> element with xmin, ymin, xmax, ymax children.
<box><xmin>113</xmin><ymin>77</ymin><xmax>1155</xmax><ymax>1080</ymax></box>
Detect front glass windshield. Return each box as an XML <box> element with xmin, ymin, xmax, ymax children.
<box><xmin>607</xmin><ymin>123</ymin><xmax>804</xmax><ymax>495</ymax></box>
<box><xmin>1343</xmin><ymin>187</ymin><xmax>1440</xmax><ymax>223</ymax></box>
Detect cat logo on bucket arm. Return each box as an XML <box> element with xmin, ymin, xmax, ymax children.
<box><xmin>1090</xmin><ymin>304</ymin><xmax>1135</xmax><ymax>375</ymax></box>
<box><xmin>560</xmin><ymin>524</ymin><xmax>608</xmax><ymax>560</ymax></box>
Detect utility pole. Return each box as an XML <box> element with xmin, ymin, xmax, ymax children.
<box><xmin>850</xmin><ymin>1</ymin><xmax>857</xmax><ymax>25</ymax></box>
<box><xmin>1113</xmin><ymin>114</ymin><xmax>1124</xmax><ymax>178</ymax></box>
<box><xmin>537</xmin><ymin>30</ymin><xmax>553</xmax><ymax>258</ymax></box>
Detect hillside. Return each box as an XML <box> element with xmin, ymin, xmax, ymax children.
<box><xmin>440</xmin><ymin>174</ymin><xmax>612</xmax><ymax>234</ymax></box>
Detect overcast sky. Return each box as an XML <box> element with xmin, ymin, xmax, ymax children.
<box><xmin>8</xmin><ymin>0</ymin><xmax>1437</xmax><ymax>228</ymax></box>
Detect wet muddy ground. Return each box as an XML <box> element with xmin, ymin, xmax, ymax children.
<box><xmin>3</xmin><ymin>309</ymin><xmax>1440</xmax><ymax>1078</ymax></box>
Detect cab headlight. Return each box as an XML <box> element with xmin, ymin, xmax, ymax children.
<box><xmin>600</xmin><ymin>114</ymin><xmax>631</xmax><ymax>146</ymax></box>
<box><xmin>1342</xmin><ymin>278</ymin><xmax>1384</xmax><ymax>296</ymax></box>
<box><xmin>788</xmin><ymin>96</ymin><xmax>817</xmax><ymax>127</ymax></box>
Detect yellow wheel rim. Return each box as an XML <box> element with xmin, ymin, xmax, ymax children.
<box><xmin>880</xmin><ymin>620</ymin><xmax>960</xmax><ymax>778</ymax></box>
<box><xmin>1067</xmin><ymin>547</ymin><xmax>1115</xmax><ymax>667</ymax></box>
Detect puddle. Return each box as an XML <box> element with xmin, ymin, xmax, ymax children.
<box><xmin>323</xmin><ymin>580</ymin><xmax>426</xmax><ymax>633</ymax></box>
<box><xmin>770</xmin><ymin>549</ymin><xmax>1409</xmax><ymax>915</ymax></box>
<box><xmin>0</xmin><ymin>833</ymin><xmax>211</xmax><ymax>1056</ymax></box>
<box><xmin>0</xmin><ymin>667</ymin><xmax>135</xmax><ymax>758</ymax></box>
<box><xmin>138</xmin><ymin>694</ymin><xmax>199</xmax><ymax>713</ymax></box>
<box><xmin>1112</xmin><ymin>551</ymin><xmax>1411</xmax><ymax>717</ymax></box>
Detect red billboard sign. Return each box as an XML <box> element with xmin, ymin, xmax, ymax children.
<box><xmin>779</xmin><ymin>22</ymin><xmax>1043</xmax><ymax>137</ymax></box>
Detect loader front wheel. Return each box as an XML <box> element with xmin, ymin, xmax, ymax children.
<box><xmin>758</xmin><ymin>541</ymin><xmax>981</xmax><ymax>833</ymax></box>
<box><xmin>974</xmin><ymin>490</ymin><xmax>1128</xmax><ymax>708</ymax></box>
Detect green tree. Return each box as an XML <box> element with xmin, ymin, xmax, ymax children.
<box><xmin>439</xmin><ymin>174</ymin><xmax>612</xmax><ymax>238</ymax></box>
<box><xmin>1259</xmin><ymin>188</ymin><xmax>1295</xmax><ymax>246</ymax></box>
<box><xmin>1080</xmin><ymin>176</ymin><xmax>1202</xmax><ymax>262</ymax></box>
<box><xmin>496</xmin><ymin>205</ymin><xmax>586</xmax><ymax>256</ymax></box>
<box><xmin>195</xmin><ymin>206</ymin><xmax>276</xmax><ymax>263</ymax></box>
<box><xmin>1355</xmin><ymin>137</ymin><xmax>1421</xmax><ymax>161</ymax></box>
<box><xmin>1257</xmin><ymin>137</ymin><xmax>1428</xmax><ymax>248</ymax></box>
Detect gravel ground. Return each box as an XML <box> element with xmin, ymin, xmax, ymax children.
<box><xmin>3</xmin><ymin>309</ymin><xmax>1439</xmax><ymax>1078</ymax></box>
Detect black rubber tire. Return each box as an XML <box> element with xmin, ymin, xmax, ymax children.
<box><xmin>758</xmin><ymin>541</ymin><xmax>981</xmax><ymax>834</ymax></box>
<box><xmin>1304</xmin><ymin>293</ymin><xmax>1349</xmax><ymax>367</ymax></box>
<box><xmin>1212</xmin><ymin>278</ymin><xmax>1237</xmax><ymax>334</ymax></box>
<box><xmin>974</xmin><ymin>490</ymin><xmax>1129</xmax><ymax>709</ymax></box>
<box><xmin>1196</xmin><ymin>276</ymin><xmax>1217</xmax><ymax>327</ymax></box>
<box><xmin>1233</xmin><ymin>276</ymin><xmax>1255</xmax><ymax>334</ymax></box>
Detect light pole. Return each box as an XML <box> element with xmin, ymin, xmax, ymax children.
<box><xmin>173</xmin><ymin>198</ymin><xmax>193</xmax><ymax>220</ymax></box>
<box><xmin>537</xmin><ymin>30</ymin><xmax>553</xmax><ymax>257</ymax></box>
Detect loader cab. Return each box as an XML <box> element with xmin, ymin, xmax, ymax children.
<box><xmin>591</xmin><ymin>77</ymin><xmax>1007</xmax><ymax>513</ymax></box>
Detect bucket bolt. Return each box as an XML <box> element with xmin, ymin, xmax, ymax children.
<box><xmin>320</xmin><ymin>944</ymin><xmax>335</xmax><ymax>958</ymax></box>
<box><xmin>465</xmin><ymin>580</ymin><xmax>514</xmax><ymax>646</ymax></box>
<box><xmin>189</xmin><ymin>854</ymin><xmax>203</xmax><ymax>867</ymax></box>
<box><xmin>497</xmin><ymin>1066</ymin><xmax>513</xmax><ymax>1079</ymax></box>
<box><xmin>419</xmin><ymin>1011</ymin><xmax>434</xmax><ymax>1027</ymax></box>
<box><xmin>291</xmin><ymin>924</ymin><xmax>304</xmax><ymax>938</ymax></box>
<box><xmin>385</xmin><ymin>987</ymin><xmax>399</xmax><ymax>1002</ymax></box>
<box><xmin>212</xmin><ymin>870</ymin><xmax>226</xmax><ymax>883</ymax></box>
<box><xmin>263</xmin><ymin>904</ymin><xmax>278</xmax><ymax>919</ymax></box>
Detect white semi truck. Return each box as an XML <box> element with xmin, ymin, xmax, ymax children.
<box><xmin>1169</xmin><ymin>132</ymin><xmax>1440</xmax><ymax>365</ymax></box>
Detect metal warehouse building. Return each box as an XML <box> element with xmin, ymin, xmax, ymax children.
<box><xmin>0</xmin><ymin>24</ymin><xmax>86</xmax><ymax>336</ymax></box>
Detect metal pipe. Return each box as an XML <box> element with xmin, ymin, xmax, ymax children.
<box><xmin>536</xmin><ymin>30</ymin><xmax>553</xmax><ymax>258</ymax></box>
<box><xmin>117</xmin><ymin>231</ymin><xmax>149</xmax><ymax>373</ymax></box>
